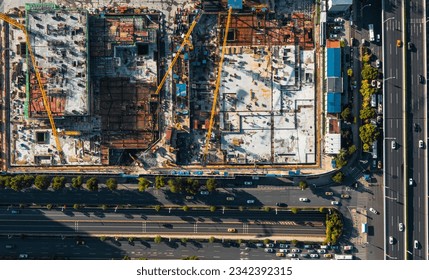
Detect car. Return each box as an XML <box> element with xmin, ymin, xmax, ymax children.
<box><xmin>329</xmin><ymin>33</ymin><xmax>339</xmax><ymax>39</ymax></box>
<box><xmin>310</xmin><ymin>253</ymin><xmax>319</xmax><ymax>258</ymax></box>
<box><xmin>369</xmin><ymin>207</ymin><xmax>378</xmax><ymax>214</ymax></box>
<box><xmin>246</xmin><ymin>200</ymin><xmax>255</xmax><ymax>204</ymax></box>
<box><xmin>244</xmin><ymin>181</ymin><xmax>252</xmax><ymax>185</ymax></box>
<box><xmin>227</xmin><ymin>228</ymin><xmax>237</xmax><ymax>233</ymax></box>
<box><xmin>331</xmin><ymin>201</ymin><xmax>339</xmax><ymax>205</ymax></box>
<box><xmin>389</xmin><ymin>236</ymin><xmax>394</xmax><ymax>245</ymax></box>
<box><xmin>419</xmin><ymin>140</ymin><xmax>424</xmax><ymax>148</ymax></box>
<box><xmin>323</xmin><ymin>253</ymin><xmax>333</xmax><ymax>258</ymax></box>
<box><xmin>377</xmin><ymin>161</ymin><xmax>383</xmax><ymax>169</ymax></box>
<box><xmin>307</xmin><ymin>249</ymin><xmax>316</xmax><ymax>253</ymax></box>
<box><xmin>291</xmin><ymin>248</ymin><xmax>301</xmax><ymax>253</ymax></box>
<box><xmin>391</xmin><ymin>140</ymin><xmax>396</xmax><ymax>150</ymax></box>
<box><xmin>341</xmin><ymin>194</ymin><xmax>351</xmax><ymax>199</ymax></box>
<box><xmin>11</xmin><ymin>210</ymin><xmax>20</xmax><ymax>214</ymax></box>
<box><xmin>300</xmin><ymin>253</ymin><xmax>309</xmax><ymax>258</ymax></box>
<box><xmin>226</xmin><ymin>196</ymin><xmax>235</xmax><ymax>201</ymax></box>
<box><xmin>419</xmin><ymin>75</ymin><xmax>425</xmax><ymax>83</ymax></box>
<box><xmin>396</xmin><ymin>40</ymin><xmax>402</xmax><ymax>47</ymax></box>
<box><xmin>376</xmin><ymin>34</ymin><xmax>381</xmax><ymax>43</ymax></box>
<box><xmin>18</xmin><ymin>254</ymin><xmax>28</xmax><ymax>259</ymax></box>
<box><xmin>414</xmin><ymin>240</ymin><xmax>419</xmax><ymax>249</ymax></box>
<box><xmin>398</xmin><ymin>223</ymin><xmax>404</xmax><ymax>232</ymax></box>
<box><xmin>200</xmin><ymin>191</ymin><xmax>209</xmax><ymax>195</ymax></box>
<box><xmin>303</xmin><ymin>244</ymin><xmax>313</xmax><ymax>249</ymax></box>
<box><xmin>376</xmin><ymin>59</ymin><xmax>381</xmax><ymax>68</ymax></box>
<box><xmin>317</xmin><ymin>249</ymin><xmax>326</xmax><ymax>254</ymax></box>
<box><xmin>276</xmin><ymin>202</ymin><xmax>287</xmax><ymax>207</ymax></box>
<box><xmin>276</xmin><ymin>252</ymin><xmax>285</xmax><ymax>257</ymax></box>
<box><xmin>264</xmin><ymin>248</ymin><xmax>274</xmax><ymax>253</ymax></box>
<box><xmin>5</xmin><ymin>244</ymin><xmax>15</xmax><ymax>249</ymax></box>
<box><xmin>299</xmin><ymin>197</ymin><xmax>309</xmax><ymax>202</ymax></box>
<box><xmin>76</xmin><ymin>240</ymin><xmax>85</xmax><ymax>245</ymax></box>
<box><xmin>255</xmin><ymin>243</ymin><xmax>264</xmax><ymax>247</ymax></box>
<box><xmin>252</xmin><ymin>176</ymin><xmax>259</xmax><ymax>180</ymax></box>
<box><xmin>325</xmin><ymin>191</ymin><xmax>333</xmax><ymax>196</ymax></box>
<box><xmin>409</xmin><ymin>178</ymin><xmax>413</xmax><ymax>186</ymax></box>
<box><xmin>371</xmin><ymin>79</ymin><xmax>377</xmax><ymax>87</ymax></box>
<box><xmin>279</xmin><ymin>249</ymin><xmax>289</xmax><ymax>253</ymax></box>
<box><xmin>352</xmin><ymin>80</ymin><xmax>357</xmax><ymax>88</ymax></box>
<box><xmin>333</xmin><ymin>25</ymin><xmax>343</xmax><ymax>31</ymax></box>
<box><xmin>334</xmin><ymin>17</ymin><xmax>344</xmax><ymax>24</ymax></box>
<box><xmin>185</xmin><ymin>196</ymin><xmax>194</xmax><ymax>200</ymax></box>
<box><xmin>408</xmin><ymin>42</ymin><xmax>414</xmax><ymax>50</ymax></box>
<box><xmin>377</xmin><ymin>80</ymin><xmax>382</xmax><ymax>89</ymax></box>
<box><xmin>287</xmin><ymin>253</ymin><xmax>298</xmax><ymax>258</ymax></box>
<box><xmin>279</xmin><ymin>244</ymin><xmax>290</xmax><ymax>248</ymax></box>
<box><xmin>265</xmin><ymin>243</ymin><xmax>274</xmax><ymax>248</ymax></box>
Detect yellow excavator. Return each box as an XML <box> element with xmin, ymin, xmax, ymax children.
<box><xmin>0</xmin><ymin>13</ymin><xmax>66</xmax><ymax>163</ymax></box>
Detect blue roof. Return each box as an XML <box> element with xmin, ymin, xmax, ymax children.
<box><xmin>327</xmin><ymin>92</ymin><xmax>341</xmax><ymax>113</ymax></box>
<box><xmin>228</xmin><ymin>0</ymin><xmax>243</xmax><ymax>9</ymax></box>
<box><xmin>327</xmin><ymin>48</ymin><xmax>341</xmax><ymax>77</ymax></box>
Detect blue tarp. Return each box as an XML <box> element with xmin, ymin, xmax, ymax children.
<box><xmin>228</xmin><ymin>0</ymin><xmax>243</xmax><ymax>9</ymax></box>
<box><xmin>327</xmin><ymin>92</ymin><xmax>341</xmax><ymax>113</ymax></box>
<box><xmin>176</xmin><ymin>83</ymin><xmax>186</xmax><ymax>97</ymax></box>
<box><xmin>327</xmin><ymin>48</ymin><xmax>341</xmax><ymax>77</ymax></box>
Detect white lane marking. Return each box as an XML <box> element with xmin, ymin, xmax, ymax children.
<box><xmin>391</xmin><ymin>215</ymin><xmax>394</xmax><ymax>226</ymax></box>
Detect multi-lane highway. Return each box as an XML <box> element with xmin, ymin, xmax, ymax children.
<box><xmin>383</xmin><ymin>0</ymin><xmax>407</xmax><ymax>260</ymax></box>
<box><xmin>406</xmin><ymin>0</ymin><xmax>427</xmax><ymax>260</ymax></box>
<box><xmin>0</xmin><ymin>208</ymin><xmax>325</xmax><ymax>237</ymax></box>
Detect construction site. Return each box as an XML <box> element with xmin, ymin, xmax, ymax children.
<box><xmin>0</xmin><ymin>0</ymin><xmax>320</xmax><ymax>173</ymax></box>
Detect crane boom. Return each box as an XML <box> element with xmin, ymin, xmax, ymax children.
<box><xmin>0</xmin><ymin>13</ymin><xmax>65</xmax><ymax>163</ymax></box>
<box><xmin>203</xmin><ymin>7</ymin><xmax>232</xmax><ymax>162</ymax></box>
<box><xmin>154</xmin><ymin>12</ymin><xmax>202</xmax><ymax>95</ymax></box>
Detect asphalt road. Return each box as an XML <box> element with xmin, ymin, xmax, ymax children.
<box><xmin>383</xmin><ymin>0</ymin><xmax>407</xmax><ymax>260</ymax></box>
<box><xmin>0</xmin><ymin>208</ymin><xmax>325</xmax><ymax>237</ymax></box>
<box><xmin>406</xmin><ymin>0</ymin><xmax>427</xmax><ymax>260</ymax></box>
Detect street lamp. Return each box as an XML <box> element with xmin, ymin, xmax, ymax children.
<box><xmin>383</xmin><ymin>17</ymin><xmax>395</xmax><ymax>24</ymax></box>
<box><xmin>384</xmin><ymin>76</ymin><xmax>396</xmax><ymax>82</ymax></box>
<box><xmin>361</xmin><ymin>4</ymin><xmax>372</xmax><ymax>12</ymax></box>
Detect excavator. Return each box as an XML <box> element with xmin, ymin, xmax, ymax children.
<box><xmin>0</xmin><ymin>12</ymin><xmax>66</xmax><ymax>163</ymax></box>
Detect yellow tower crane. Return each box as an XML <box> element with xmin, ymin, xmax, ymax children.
<box><xmin>0</xmin><ymin>13</ymin><xmax>66</xmax><ymax>163</ymax></box>
<box><xmin>203</xmin><ymin>6</ymin><xmax>232</xmax><ymax>162</ymax></box>
<box><xmin>154</xmin><ymin>12</ymin><xmax>202</xmax><ymax>95</ymax></box>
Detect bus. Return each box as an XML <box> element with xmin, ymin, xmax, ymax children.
<box><xmin>368</xmin><ymin>24</ymin><xmax>375</xmax><ymax>42</ymax></box>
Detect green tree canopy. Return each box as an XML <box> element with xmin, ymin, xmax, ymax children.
<box><xmin>359</xmin><ymin>123</ymin><xmax>379</xmax><ymax>144</ymax></box>
<box><xmin>361</xmin><ymin>64</ymin><xmax>378</xmax><ymax>80</ymax></box>
<box><xmin>206</xmin><ymin>178</ymin><xmax>217</xmax><ymax>192</ymax></box>
<box><xmin>86</xmin><ymin>177</ymin><xmax>99</xmax><ymax>192</ymax></box>
<box><xmin>51</xmin><ymin>176</ymin><xmax>66</xmax><ymax>191</ymax></box>
<box><xmin>106</xmin><ymin>178</ymin><xmax>118</xmax><ymax>191</ymax></box>
<box><xmin>359</xmin><ymin>106</ymin><xmax>376</xmax><ymax>120</ymax></box>
<box><xmin>332</xmin><ymin>172</ymin><xmax>344</xmax><ymax>183</ymax></box>
<box><xmin>155</xmin><ymin>176</ymin><xmax>165</xmax><ymax>189</ymax></box>
<box><xmin>138</xmin><ymin>177</ymin><xmax>151</xmax><ymax>192</ymax></box>
<box><xmin>71</xmin><ymin>175</ymin><xmax>83</xmax><ymax>189</ymax></box>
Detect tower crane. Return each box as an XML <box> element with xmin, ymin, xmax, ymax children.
<box><xmin>203</xmin><ymin>6</ymin><xmax>233</xmax><ymax>162</ymax></box>
<box><xmin>154</xmin><ymin>11</ymin><xmax>202</xmax><ymax>95</ymax></box>
<box><xmin>0</xmin><ymin>13</ymin><xmax>66</xmax><ymax>163</ymax></box>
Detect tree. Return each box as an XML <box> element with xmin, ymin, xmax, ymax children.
<box><xmin>263</xmin><ymin>238</ymin><xmax>270</xmax><ymax>245</ymax></box>
<box><xmin>138</xmin><ymin>177</ymin><xmax>151</xmax><ymax>192</ymax></box>
<box><xmin>359</xmin><ymin>124</ymin><xmax>379</xmax><ymax>144</ymax></box>
<box><xmin>46</xmin><ymin>204</ymin><xmax>53</xmax><ymax>210</ymax></box>
<box><xmin>291</xmin><ymin>239</ymin><xmax>298</xmax><ymax>246</ymax></box>
<box><xmin>51</xmin><ymin>176</ymin><xmax>66</xmax><ymax>191</ymax></box>
<box><xmin>86</xmin><ymin>177</ymin><xmax>98</xmax><ymax>191</ymax></box>
<box><xmin>182</xmin><ymin>256</ymin><xmax>199</xmax><ymax>260</ymax></box>
<box><xmin>263</xmin><ymin>206</ymin><xmax>271</xmax><ymax>212</ymax></box>
<box><xmin>122</xmin><ymin>255</ymin><xmax>131</xmax><ymax>260</ymax></box>
<box><xmin>10</xmin><ymin>175</ymin><xmax>34</xmax><ymax>191</ymax></box>
<box><xmin>319</xmin><ymin>207</ymin><xmax>326</xmax><ymax>213</ymax></box>
<box><xmin>128</xmin><ymin>237</ymin><xmax>134</xmax><ymax>244</ymax></box>
<box><xmin>168</xmin><ymin>179</ymin><xmax>181</xmax><ymax>193</ymax></box>
<box><xmin>348</xmin><ymin>145</ymin><xmax>357</xmax><ymax>155</ymax></box>
<box><xmin>291</xmin><ymin>207</ymin><xmax>300</xmax><ymax>214</ymax></box>
<box><xmin>71</xmin><ymin>175</ymin><xmax>83</xmax><ymax>189</ymax></box>
<box><xmin>73</xmin><ymin>204</ymin><xmax>80</xmax><ymax>210</ymax></box>
<box><xmin>100</xmin><ymin>236</ymin><xmax>106</xmax><ymax>241</ymax></box>
<box><xmin>332</xmin><ymin>172</ymin><xmax>344</xmax><ymax>183</ymax></box>
<box><xmin>299</xmin><ymin>180</ymin><xmax>308</xmax><ymax>190</ymax></box>
<box><xmin>359</xmin><ymin>106</ymin><xmax>376</xmax><ymax>120</ymax></box>
<box><xmin>347</xmin><ymin>68</ymin><xmax>353</xmax><ymax>77</ymax></box>
<box><xmin>154</xmin><ymin>205</ymin><xmax>161</xmax><ymax>212</ymax></box>
<box><xmin>363</xmin><ymin>143</ymin><xmax>370</xmax><ymax>152</ymax></box>
<box><xmin>361</xmin><ymin>64</ymin><xmax>378</xmax><ymax>80</ymax></box>
<box><xmin>340</xmin><ymin>107</ymin><xmax>352</xmax><ymax>121</ymax></box>
<box><xmin>209</xmin><ymin>206</ymin><xmax>216</xmax><ymax>212</ymax></box>
<box><xmin>0</xmin><ymin>176</ymin><xmax>11</xmax><ymax>189</ymax></box>
<box><xmin>208</xmin><ymin>236</ymin><xmax>215</xmax><ymax>243</ymax></box>
<box><xmin>238</xmin><ymin>206</ymin><xmax>244</xmax><ymax>211</ymax></box>
<box><xmin>183</xmin><ymin>205</ymin><xmax>190</xmax><ymax>212</ymax></box>
<box><xmin>154</xmin><ymin>235</ymin><xmax>162</xmax><ymax>244</ymax></box>
<box><xmin>206</xmin><ymin>178</ymin><xmax>217</xmax><ymax>192</ymax></box>
<box><xmin>101</xmin><ymin>204</ymin><xmax>107</xmax><ymax>211</ymax></box>
<box><xmin>155</xmin><ymin>176</ymin><xmax>165</xmax><ymax>189</ymax></box>
<box><xmin>325</xmin><ymin>212</ymin><xmax>343</xmax><ymax>245</ymax></box>
<box><xmin>106</xmin><ymin>178</ymin><xmax>118</xmax><ymax>191</ymax></box>
<box><xmin>185</xmin><ymin>178</ymin><xmax>200</xmax><ymax>195</ymax></box>
<box><xmin>362</xmin><ymin>53</ymin><xmax>372</xmax><ymax>64</ymax></box>
<box><xmin>181</xmin><ymin>238</ymin><xmax>188</xmax><ymax>244</ymax></box>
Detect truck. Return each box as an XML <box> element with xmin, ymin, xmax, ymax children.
<box><xmin>368</xmin><ymin>24</ymin><xmax>375</xmax><ymax>42</ymax></box>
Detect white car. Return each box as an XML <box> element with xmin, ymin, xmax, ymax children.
<box><xmin>419</xmin><ymin>140</ymin><xmax>424</xmax><ymax>148</ymax></box>
<box><xmin>299</xmin><ymin>197</ymin><xmax>309</xmax><ymax>202</ymax></box>
<box><xmin>329</xmin><ymin>33</ymin><xmax>339</xmax><ymax>39</ymax></box>
<box><xmin>389</xmin><ymin>236</ymin><xmax>394</xmax><ymax>245</ymax></box>
<box><xmin>244</xmin><ymin>181</ymin><xmax>252</xmax><ymax>185</ymax></box>
<box><xmin>331</xmin><ymin>201</ymin><xmax>339</xmax><ymax>205</ymax></box>
<box><xmin>317</xmin><ymin>249</ymin><xmax>326</xmax><ymax>254</ymax></box>
<box><xmin>369</xmin><ymin>207</ymin><xmax>378</xmax><ymax>214</ymax></box>
<box><xmin>414</xmin><ymin>240</ymin><xmax>419</xmax><ymax>249</ymax></box>
<box><xmin>200</xmin><ymin>191</ymin><xmax>209</xmax><ymax>195</ymax></box>
<box><xmin>398</xmin><ymin>223</ymin><xmax>404</xmax><ymax>232</ymax></box>
<box><xmin>246</xmin><ymin>200</ymin><xmax>255</xmax><ymax>204</ymax></box>
<box><xmin>310</xmin><ymin>253</ymin><xmax>319</xmax><ymax>258</ymax></box>
<box><xmin>334</xmin><ymin>17</ymin><xmax>344</xmax><ymax>24</ymax></box>
<box><xmin>409</xmin><ymin>178</ymin><xmax>413</xmax><ymax>186</ymax></box>
<box><xmin>264</xmin><ymin>248</ymin><xmax>274</xmax><ymax>253</ymax></box>
<box><xmin>391</xmin><ymin>140</ymin><xmax>396</xmax><ymax>150</ymax></box>
<box><xmin>371</xmin><ymin>79</ymin><xmax>377</xmax><ymax>87</ymax></box>
<box><xmin>291</xmin><ymin>248</ymin><xmax>301</xmax><ymax>253</ymax></box>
